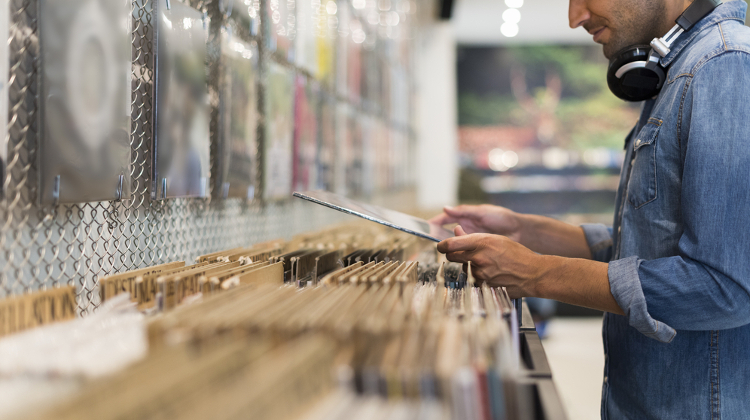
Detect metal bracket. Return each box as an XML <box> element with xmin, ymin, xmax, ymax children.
<box><xmin>114</xmin><ymin>174</ymin><xmax>125</xmax><ymax>201</ymax></box>
<box><xmin>165</xmin><ymin>0</ymin><xmax>171</xmax><ymax>10</ymax></box>
<box><xmin>52</xmin><ymin>175</ymin><xmax>61</xmax><ymax>206</ymax></box>
<box><xmin>161</xmin><ymin>178</ymin><xmax>168</xmax><ymax>200</ymax></box>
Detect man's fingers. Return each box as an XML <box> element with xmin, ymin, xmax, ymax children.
<box><xmin>437</xmin><ymin>234</ymin><xmax>479</xmax><ymax>253</ymax></box>
<box><xmin>444</xmin><ymin>250</ymin><xmax>472</xmax><ymax>264</ymax></box>
<box><xmin>454</xmin><ymin>225</ymin><xmax>467</xmax><ymax>236</ymax></box>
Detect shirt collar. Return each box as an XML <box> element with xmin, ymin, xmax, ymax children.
<box><xmin>660</xmin><ymin>1</ymin><xmax>747</xmax><ymax>67</ymax></box>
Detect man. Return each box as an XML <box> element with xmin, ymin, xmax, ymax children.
<box><xmin>432</xmin><ymin>0</ymin><xmax>750</xmax><ymax>418</ymax></box>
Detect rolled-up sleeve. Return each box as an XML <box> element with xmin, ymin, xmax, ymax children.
<box><xmin>580</xmin><ymin>224</ymin><xmax>613</xmax><ymax>262</ymax></box>
<box><xmin>609</xmin><ymin>52</ymin><xmax>750</xmax><ymax>341</ymax></box>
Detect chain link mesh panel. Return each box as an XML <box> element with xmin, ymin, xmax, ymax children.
<box><xmin>0</xmin><ymin>0</ymin><xmax>350</xmax><ymax>315</ymax></box>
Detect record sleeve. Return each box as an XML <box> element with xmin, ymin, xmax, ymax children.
<box><xmin>263</xmin><ymin>62</ymin><xmax>295</xmax><ymax>201</ymax></box>
<box><xmin>153</xmin><ymin>0</ymin><xmax>211</xmax><ymax>199</ymax></box>
<box><xmin>216</xmin><ymin>31</ymin><xmax>259</xmax><ymax>199</ymax></box>
<box><xmin>38</xmin><ymin>0</ymin><xmax>132</xmax><ymax>205</ymax></box>
<box><xmin>292</xmin><ymin>75</ymin><xmax>318</xmax><ymax>192</ymax></box>
<box><xmin>293</xmin><ymin>190</ymin><xmax>454</xmax><ymax>242</ymax></box>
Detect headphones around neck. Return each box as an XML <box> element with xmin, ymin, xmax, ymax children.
<box><xmin>607</xmin><ymin>0</ymin><xmax>722</xmax><ymax>101</ymax></box>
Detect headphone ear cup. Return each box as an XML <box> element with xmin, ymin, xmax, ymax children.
<box><xmin>607</xmin><ymin>45</ymin><xmax>665</xmax><ymax>102</ymax></box>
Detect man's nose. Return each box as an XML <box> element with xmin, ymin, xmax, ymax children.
<box><xmin>568</xmin><ymin>0</ymin><xmax>590</xmax><ymax>29</ymax></box>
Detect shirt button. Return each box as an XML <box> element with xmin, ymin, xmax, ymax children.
<box><xmin>635</xmin><ymin>139</ymin><xmax>641</xmax><ymax>146</ymax></box>
<box><xmin>617</xmin><ymin>226</ymin><xmax>621</xmax><ymax>234</ymax></box>
<box><xmin>604</xmin><ymin>376</ymin><xmax>609</xmax><ymax>384</ymax></box>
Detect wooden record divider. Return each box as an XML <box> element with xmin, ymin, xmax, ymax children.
<box><xmin>132</xmin><ymin>262</ymin><xmax>217</xmax><ymax>310</ymax></box>
<box><xmin>158</xmin><ymin>262</ymin><xmax>242</xmax><ymax>311</ymax></box>
<box><xmin>99</xmin><ymin>261</ymin><xmax>185</xmax><ymax>303</ymax></box>
<box><xmin>346</xmin><ymin>262</ymin><xmax>384</xmax><ymax>285</ymax></box>
<box><xmin>0</xmin><ymin>286</ymin><xmax>78</xmax><ymax>337</ymax></box>
<box><xmin>195</xmin><ymin>247</ymin><xmax>246</xmax><ymax>263</ymax></box>
<box><xmin>198</xmin><ymin>261</ymin><xmax>269</xmax><ymax>294</ymax></box>
<box><xmin>319</xmin><ymin>261</ymin><xmax>365</xmax><ymax>285</ymax></box>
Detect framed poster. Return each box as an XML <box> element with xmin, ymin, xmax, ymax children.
<box><xmin>222</xmin><ymin>0</ymin><xmax>260</xmax><ymax>37</ymax></box>
<box><xmin>315</xmin><ymin>92</ymin><xmax>335</xmax><ymax>192</ymax></box>
<box><xmin>38</xmin><ymin>0</ymin><xmax>132</xmax><ymax>205</ymax></box>
<box><xmin>152</xmin><ymin>0</ymin><xmax>210</xmax><ymax>199</ymax></box>
<box><xmin>292</xmin><ymin>75</ymin><xmax>318</xmax><ymax>192</ymax></box>
<box><xmin>215</xmin><ymin>30</ymin><xmax>259</xmax><ymax>199</ymax></box>
<box><xmin>264</xmin><ymin>62</ymin><xmax>294</xmax><ymax>201</ymax></box>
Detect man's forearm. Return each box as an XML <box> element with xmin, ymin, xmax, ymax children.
<box><xmin>516</xmin><ymin>214</ymin><xmax>594</xmax><ymax>259</ymax></box>
<box><xmin>531</xmin><ymin>256</ymin><xmax>623</xmax><ymax>315</ymax></box>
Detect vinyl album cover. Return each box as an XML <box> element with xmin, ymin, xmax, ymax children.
<box><xmin>153</xmin><ymin>0</ymin><xmax>210</xmax><ymax>199</ymax></box>
<box><xmin>339</xmin><ymin>105</ymin><xmax>362</xmax><ymax>197</ymax></box>
<box><xmin>264</xmin><ymin>62</ymin><xmax>295</xmax><ymax>201</ymax></box>
<box><xmin>216</xmin><ymin>31</ymin><xmax>259</xmax><ymax>199</ymax></box>
<box><xmin>292</xmin><ymin>75</ymin><xmax>318</xmax><ymax>192</ymax></box>
<box><xmin>38</xmin><ymin>0</ymin><xmax>132</xmax><ymax>205</ymax></box>
<box><xmin>293</xmin><ymin>0</ymin><xmax>316</xmax><ymax>74</ymax></box>
<box><xmin>264</xmin><ymin>0</ymin><xmax>296</xmax><ymax>60</ymax></box>
<box><xmin>315</xmin><ymin>93</ymin><xmax>335</xmax><ymax>192</ymax></box>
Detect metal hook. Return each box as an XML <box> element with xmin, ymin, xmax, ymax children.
<box><xmin>161</xmin><ymin>178</ymin><xmax>168</xmax><ymax>200</ymax></box>
<box><xmin>114</xmin><ymin>174</ymin><xmax>125</xmax><ymax>201</ymax></box>
<box><xmin>52</xmin><ymin>175</ymin><xmax>61</xmax><ymax>206</ymax></box>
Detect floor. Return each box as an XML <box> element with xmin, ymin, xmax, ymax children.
<box><xmin>542</xmin><ymin>317</ymin><xmax>605</xmax><ymax>420</ymax></box>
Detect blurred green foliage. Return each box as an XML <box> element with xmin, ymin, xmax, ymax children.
<box><xmin>458</xmin><ymin>45</ymin><xmax>639</xmax><ymax>150</ymax></box>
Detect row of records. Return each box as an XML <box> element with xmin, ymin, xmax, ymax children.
<box><xmin>0</xmin><ymin>0</ymin><xmax>414</xmax><ymax>205</ymax></box>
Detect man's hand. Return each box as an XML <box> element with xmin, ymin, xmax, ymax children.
<box><xmin>437</xmin><ymin>225</ymin><xmax>542</xmax><ymax>298</ymax></box>
<box><xmin>429</xmin><ymin>204</ymin><xmax>523</xmax><ymax>241</ymax></box>
<box><xmin>436</xmin><ymin>225</ymin><xmax>624</xmax><ymax>314</ymax></box>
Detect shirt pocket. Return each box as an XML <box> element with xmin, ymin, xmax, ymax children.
<box><xmin>628</xmin><ymin>118</ymin><xmax>661</xmax><ymax>209</ymax></box>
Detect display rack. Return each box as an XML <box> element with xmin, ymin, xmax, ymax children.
<box><xmin>0</xmin><ymin>0</ymin><xmax>418</xmax><ymax>314</ymax></box>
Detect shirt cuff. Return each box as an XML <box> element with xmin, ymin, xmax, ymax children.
<box><xmin>608</xmin><ymin>256</ymin><xmax>676</xmax><ymax>343</ymax></box>
<box><xmin>580</xmin><ymin>224</ymin><xmax>613</xmax><ymax>262</ymax></box>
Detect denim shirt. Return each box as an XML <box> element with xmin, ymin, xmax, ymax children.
<box><xmin>580</xmin><ymin>2</ymin><xmax>750</xmax><ymax>418</ymax></box>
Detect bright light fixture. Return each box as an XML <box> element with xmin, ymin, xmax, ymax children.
<box><xmin>500</xmin><ymin>22</ymin><xmax>518</xmax><ymax>37</ymax></box>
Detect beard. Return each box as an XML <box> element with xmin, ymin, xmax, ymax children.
<box><xmin>600</xmin><ymin>0</ymin><xmax>668</xmax><ymax>59</ymax></box>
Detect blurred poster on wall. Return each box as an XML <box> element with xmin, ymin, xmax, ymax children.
<box><xmin>292</xmin><ymin>75</ymin><xmax>318</xmax><ymax>192</ymax></box>
<box><xmin>359</xmin><ymin>114</ymin><xmax>374</xmax><ymax>197</ymax></box>
<box><xmin>222</xmin><ymin>0</ymin><xmax>260</xmax><ymax>38</ymax></box>
<box><xmin>264</xmin><ymin>62</ymin><xmax>295</xmax><ymax>201</ymax></box>
<box><xmin>316</xmin><ymin>93</ymin><xmax>335</xmax><ymax>192</ymax></box>
<box><xmin>38</xmin><ymin>0</ymin><xmax>132</xmax><ymax>205</ymax></box>
<box><xmin>294</xmin><ymin>0</ymin><xmax>317</xmax><ymax>74</ymax></box>
<box><xmin>265</xmin><ymin>0</ymin><xmax>296</xmax><ymax>61</ymax></box>
<box><xmin>153</xmin><ymin>0</ymin><xmax>210</xmax><ymax>199</ymax></box>
<box><xmin>216</xmin><ymin>31</ymin><xmax>259</xmax><ymax>199</ymax></box>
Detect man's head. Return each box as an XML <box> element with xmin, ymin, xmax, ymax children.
<box><xmin>569</xmin><ymin>0</ymin><xmax>693</xmax><ymax>58</ymax></box>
